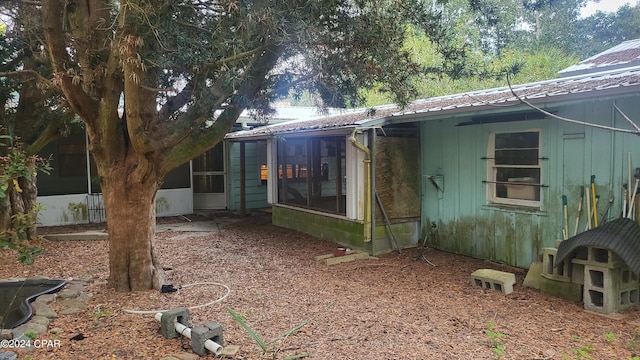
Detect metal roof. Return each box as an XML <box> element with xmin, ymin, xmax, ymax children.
<box><xmin>560</xmin><ymin>39</ymin><xmax>640</xmax><ymax>77</ymax></box>
<box><xmin>226</xmin><ymin>65</ymin><xmax>640</xmax><ymax>140</ymax></box>
<box><xmin>555</xmin><ymin>218</ymin><xmax>640</xmax><ymax>275</ymax></box>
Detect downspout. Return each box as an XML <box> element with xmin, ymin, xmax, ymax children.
<box><xmin>349</xmin><ymin>129</ymin><xmax>372</xmax><ymax>242</ymax></box>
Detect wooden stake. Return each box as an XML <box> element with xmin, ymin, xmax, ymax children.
<box><xmin>562</xmin><ymin>195</ymin><xmax>568</xmax><ymax>240</ymax></box>
<box><xmin>573</xmin><ymin>186</ymin><xmax>583</xmax><ymax>237</ymax></box>
<box><xmin>584</xmin><ymin>187</ymin><xmax>591</xmax><ymax>231</ymax></box>
<box><xmin>591</xmin><ymin>175</ymin><xmax>598</xmax><ymax>228</ymax></box>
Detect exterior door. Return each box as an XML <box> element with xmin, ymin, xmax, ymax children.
<box><xmin>192</xmin><ymin>142</ymin><xmax>227</xmax><ymax>209</ymax></box>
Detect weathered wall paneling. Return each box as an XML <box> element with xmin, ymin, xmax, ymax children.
<box><xmin>421</xmin><ymin>96</ymin><xmax>640</xmax><ymax>269</ymax></box>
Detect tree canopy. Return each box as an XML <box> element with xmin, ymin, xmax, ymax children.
<box><xmin>35</xmin><ymin>0</ymin><xmax>469</xmax><ymax>291</ymax></box>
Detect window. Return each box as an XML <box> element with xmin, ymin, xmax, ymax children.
<box><xmin>276</xmin><ymin>136</ymin><xmax>346</xmax><ymax>215</ymax></box>
<box><xmin>487</xmin><ymin>130</ymin><xmax>541</xmax><ymax>207</ymax></box>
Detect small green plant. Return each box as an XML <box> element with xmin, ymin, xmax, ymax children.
<box><xmin>227</xmin><ymin>307</ymin><xmax>311</xmax><ymax>360</ymax></box>
<box><xmin>485</xmin><ymin>321</ymin><xmax>506</xmax><ymax>359</ymax></box>
<box><xmin>605</xmin><ymin>331</ymin><xmax>616</xmax><ymax>344</ymax></box>
<box><xmin>627</xmin><ymin>327</ymin><xmax>640</xmax><ymax>353</ymax></box>
<box><xmin>91</xmin><ymin>305</ymin><xmax>111</xmax><ymax>319</ymax></box>
<box><xmin>24</xmin><ymin>331</ymin><xmax>37</xmax><ymax>340</ymax></box>
<box><xmin>562</xmin><ymin>343</ymin><xmax>594</xmax><ymax>360</ymax></box>
<box><xmin>574</xmin><ymin>344</ymin><xmax>594</xmax><ymax>359</ymax></box>
<box><xmin>91</xmin><ymin>305</ymin><xmax>111</xmax><ymax>329</ymax></box>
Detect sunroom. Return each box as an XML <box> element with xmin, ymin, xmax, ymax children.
<box><xmin>225</xmin><ymin>108</ymin><xmax>422</xmax><ymax>254</ymax></box>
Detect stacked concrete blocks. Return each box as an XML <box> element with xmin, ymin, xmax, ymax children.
<box><xmin>471</xmin><ymin>269</ymin><xmax>517</xmax><ymax>295</ymax></box>
<box><xmin>571</xmin><ymin>246</ymin><xmax>640</xmax><ymax>314</ymax></box>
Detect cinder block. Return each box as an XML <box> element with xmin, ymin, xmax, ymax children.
<box><xmin>583</xmin><ymin>264</ymin><xmax>640</xmax><ymax>314</ymax></box>
<box><xmin>471</xmin><ymin>269</ymin><xmax>516</xmax><ymax>295</ymax></box>
<box><xmin>191</xmin><ymin>322</ymin><xmax>224</xmax><ymax>356</ymax></box>
<box><xmin>159</xmin><ymin>307</ymin><xmax>190</xmax><ymax>339</ymax></box>
<box><xmin>541</xmin><ymin>247</ymin><xmax>571</xmax><ymax>282</ymax></box>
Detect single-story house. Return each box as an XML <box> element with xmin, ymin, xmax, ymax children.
<box><xmin>224</xmin><ymin>39</ymin><xmax>640</xmax><ymax>269</ymax></box>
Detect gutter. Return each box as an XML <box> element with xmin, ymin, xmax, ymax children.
<box><xmin>348</xmin><ymin>129</ymin><xmax>372</xmax><ymax>242</ymax></box>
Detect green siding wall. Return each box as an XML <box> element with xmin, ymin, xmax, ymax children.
<box><xmin>420</xmin><ymin>95</ymin><xmax>640</xmax><ymax>269</ymax></box>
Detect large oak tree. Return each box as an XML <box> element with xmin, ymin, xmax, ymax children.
<box><xmin>39</xmin><ymin>0</ymin><xmax>463</xmax><ymax>292</ymax></box>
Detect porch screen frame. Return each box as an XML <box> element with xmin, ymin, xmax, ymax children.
<box><xmin>269</xmin><ymin>135</ymin><xmax>356</xmax><ymax>217</ymax></box>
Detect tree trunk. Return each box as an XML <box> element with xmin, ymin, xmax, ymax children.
<box><xmin>102</xmin><ymin>169</ymin><xmax>166</xmax><ymax>292</ymax></box>
<box><xmin>0</xmin><ymin>174</ymin><xmax>39</xmax><ymax>241</ymax></box>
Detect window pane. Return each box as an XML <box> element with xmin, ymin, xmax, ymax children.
<box><xmin>495</xmin><ymin>132</ymin><xmax>538</xmax><ymax>149</ymax></box>
<box><xmin>496</xmin><ymin>168</ymin><xmax>541</xmax><ymax>201</ymax></box>
<box><xmin>495</xmin><ymin>149</ymin><xmax>539</xmax><ymax>165</ymax></box>
<box><xmin>490</xmin><ymin>131</ymin><xmax>541</xmax><ymax>204</ymax></box>
<box><xmin>277</xmin><ymin>136</ymin><xmax>346</xmax><ymax>215</ymax></box>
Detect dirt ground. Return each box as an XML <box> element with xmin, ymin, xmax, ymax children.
<box><xmin>2</xmin><ymin>211</ymin><xmax>640</xmax><ymax>360</ymax></box>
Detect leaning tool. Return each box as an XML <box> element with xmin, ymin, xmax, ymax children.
<box><xmin>591</xmin><ymin>175</ymin><xmax>598</xmax><ymax>227</ymax></box>
<box><xmin>573</xmin><ymin>186</ymin><xmax>583</xmax><ymax>237</ymax></box>
<box><xmin>628</xmin><ymin>172</ymin><xmax>640</xmax><ymax>220</ymax></box>
<box><xmin>562</xmin><ymin>195</ymin><xmax>568</xmax><ymax>240</ymax></box>
<box><xmin>586</xmin><ymin>195</ymin><xmax>599</xmax><ymax>232</ymax></box>
<box><xmin>600</xmin><ymin>196</ymin><xmax>614</xmax><ymax>224</ymax></box>
<box><xmin>623</xmin><ymin>184</ymin><xmax>628</xmax><ymax>218</ymax></box>
<box><xmin>584</xmin><ymin>187</ymin><xmax>591</xmax><ymax>231</ymax></box>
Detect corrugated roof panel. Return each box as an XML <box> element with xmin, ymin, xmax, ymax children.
<box><xmin>560</xmin><ymin>39</ymin><xmax>640</xmax><ymax>76</ymax></box>
<box><xmin>226</xmin><ymin>67</ymin><xmax>640</xmax><ymax>140</ymax></box>
<box><xmin>555</xmin><ymin>218</ymin><xmax>640</xmax><ymax>274</ymax></box>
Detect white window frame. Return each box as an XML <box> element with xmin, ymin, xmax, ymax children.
<box><xmin>486</xmin><ymin>129</ymin><xmax>542</xmax><ymax>208</ymax></box>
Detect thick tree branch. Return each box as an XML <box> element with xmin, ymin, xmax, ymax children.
<box><xmin>41</xmin><ymin>0</ymin><xmax>100</xmax><ymax>128</ymax></box>
<box><xmin>25</xmin><ymin>116</ymin><xmax>67</xmax><ymax>155</ymax></box>
<box><xmin>0</xmin><ymin>70</ymin><xmax>52</xmax><ymax>85</ymax></box>
<box><xmin>159</xmin><ymin>44</ymin><xmax>285</xmax><ymax>174</ymax></box>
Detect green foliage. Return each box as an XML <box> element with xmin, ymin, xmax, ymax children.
<box><xmin>626</xmin><ymin>327</ymin><xmax>640</xmax><ymax>353</ymax></box>
<box><xmin>562</xmin><ymin>336</ymin><xmax>595</xmax><ymax>360</ymax></box>
<box><xmin>575</xmin><ymin>4</ymin><xmax>640</xmax><ymax>58</ymax></box>
<box><xmin>485</xmin><ymin>321</ymin><xmax>506</xmax><ymax>359</ymax></box>
<box><xmin>24</xmin><ymin>332</ymin><xmax>37</xmax><ymax>340</ymax></box>
<box><xmin>605</xmin><ymin>331</ymin><xmax>616</xmax><ymax>344</ymax></box>
<box><xmin>227</xmin><ymin>307</ymin><xmax>310</xmax><ymax>359</ymax></box>
<box><xmin>0</xmin><ymin>137</ymin><xmax>51</xmax><ymax>265</ymax></box>
<box><xmin>91</xmin><ymin>305</ymin><xmax>111</xmax><ymax>329</ymax></box>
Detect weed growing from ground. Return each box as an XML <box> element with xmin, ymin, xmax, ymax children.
<box><xmin>485</xmin><ymin>321</ymin><xmax>506</xmax><ymax>359</ymax></box>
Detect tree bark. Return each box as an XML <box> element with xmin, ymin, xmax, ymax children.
<box><xmin>102</xmin><ymin>167</ymin><xmax>165</xmax><ymax>292</ymax></box>
<box><xmin>0</xmin><ymin>174</ymin><xmax>39</xmax><ymax>241</ymax></box>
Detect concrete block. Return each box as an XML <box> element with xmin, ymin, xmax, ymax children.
<box><xmin>191</xmin><ymin>322</ymin><xmax>223</xmax><ymax>356</ymax></box>
<box><xmin>583</xmin><ymin>264</ymin><xmax>640</xmax><ymax>314</ymax></box>
<box><xmin>471</xmin><ymin>269</ymin><xmax>516</xmax><ymax>295</ymax></box>
<box><xmin>541</xmin><ymin>248</ymin><xmax>570</xmax><ymax>282</ymax></box>
<box><xmin>159</xmin><ymin>308</ymin><xmax>190</xmax><ymax>339</ymax></box>
<box><xmin>524</xmin><ymin>262</ymin><xmax>583</xmax><ymax>303</ymax></box>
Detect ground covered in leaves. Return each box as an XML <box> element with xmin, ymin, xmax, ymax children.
<box><xmin>2</xmin><ymin>211</ymin><xmax>640</xmax><ymax>359</ymax></box>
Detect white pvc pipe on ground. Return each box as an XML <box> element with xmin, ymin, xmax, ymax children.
<box><xmin>155</xmin><ymin>312</ymin><xmax>223</xmax><ymax>355</ymax></box>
